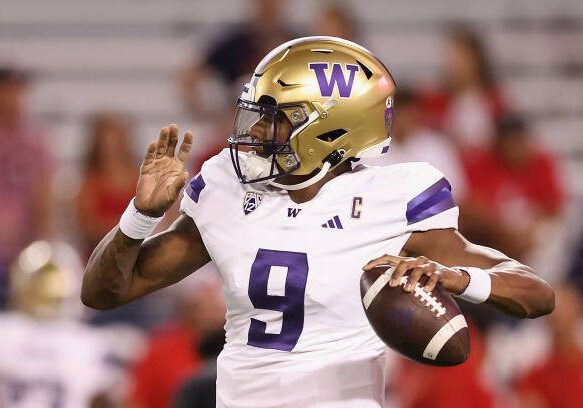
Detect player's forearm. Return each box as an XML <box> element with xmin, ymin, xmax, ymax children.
<box><xmin>397</xmin><ymin>230</ymin><xmax>555</xmax><ymax>319</ymax></box>
<box><xmin>485</xmin><ymin>260</ymin><xmax>555</xmax><ymax>318</ymax></box>
<box><xmin>81</xmin><ymin>227</ymin><xmax>142</xmax><ymax>310</ymax></box>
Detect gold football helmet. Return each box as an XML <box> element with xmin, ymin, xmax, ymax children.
<box><xmin>228</xmin><ymin>36</ymin><xmax>396</xmax><ymax>189</ymax></box>
<box><xmin>9</xmin><ymin>241</ymin><xmax>83</xmax><ymax>319</ymax></box>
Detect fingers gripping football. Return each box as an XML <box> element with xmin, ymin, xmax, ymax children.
<box><xmin>363</xmin><ymin>254</ymin><xmax>467</xmax><ymax>294</ymax></box>
<box><xmin>393</xmin><ymin>257</ymin><xmax>439</xmax><ymax>293</ymax></box>
<box><xmin>135</xmin><ymin>125</ymin><xmax>193</xmax><ymax>217</ymax></box>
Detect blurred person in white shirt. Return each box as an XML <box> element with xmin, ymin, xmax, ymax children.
<box><xmin>362</xmin><ymin>86</ymin><xmax>467</xmax><ymax>200</ymax></box>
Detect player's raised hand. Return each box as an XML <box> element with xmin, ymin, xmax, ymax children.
<box><xmin>363</xmin><ymin>254</ymin><xmax>470</xmax><ymax>295</ymax></box>
<box><xmin>135</xmin><ymin>125</ymin><xmax>193</xmax><ymax>217</ymax></box>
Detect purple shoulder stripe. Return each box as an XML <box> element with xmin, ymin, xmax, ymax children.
<box><xmin>185</xmin><ymin>174</ymin><xmax>206</xmax><ymax>203</ymax></box>
<box><xmin>406</xmin><ymin>177</ymin><xmax>455</xmax><ymax>225</ymax></box>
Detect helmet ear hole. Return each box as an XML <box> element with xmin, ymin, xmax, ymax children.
<box><xmin>316</xmin><ymin>129</ymin><xmax>347</xmax><ymax>142</ymax></box>
<box><xmin>257</xmin><ymin>95</ymin><xmax>277</xmax><ymax>106</ymax></box>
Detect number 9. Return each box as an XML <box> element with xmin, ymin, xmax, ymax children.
<box><xmin>247</xmin><ymin>248</ymin><xmax>309</xmax><ymax>351</ymax></box>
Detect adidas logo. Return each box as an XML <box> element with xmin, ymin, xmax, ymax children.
<box><xmin>322</xmin><ymin>215</ymin><xmax>343</xmax><ymax>229</ymax></box>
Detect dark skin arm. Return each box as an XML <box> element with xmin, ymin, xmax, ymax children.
<box><xmin>364</xmin><ymin>228</ymin><xmax>555</xmax><ymax>319</ymax></box>
<box><xmin>81</xmin><ymin>125</ymin><xmax>211</xmax><ymax>310</ymax></box>
<box><xmin>81</xmin><ymin>215</ymin><xmax>210</xmax><ymax>310</ymax></box>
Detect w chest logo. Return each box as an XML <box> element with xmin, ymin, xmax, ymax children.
<box><xmin>309</xmin><ymin>63</ymin><xmax>359</xmax><ymax>98</ymax></box>
<box><xmin>287</xmin><ymin>208</ymin><xmax>302</xmax><ymax>218</ymax></box>
<box><xmin>243</xmin><ymin>192</ymin><xmax>263</xmax><ymax>215</ymax></box>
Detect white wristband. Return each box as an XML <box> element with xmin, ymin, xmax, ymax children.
<box><xmin>454</xmin><ymin>267</ymin><xmax>492</xmax><ymax>304</ymax></box>
<box><xmin>118</xmin><ymin>198</ymin><xmax>163</xmax><ymax>240</ymax></box>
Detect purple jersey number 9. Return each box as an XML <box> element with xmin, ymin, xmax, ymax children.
<box><xmin>247</xmin><ymin>248</ymin><xmax>309</xmax><ymax>351</ymax></box>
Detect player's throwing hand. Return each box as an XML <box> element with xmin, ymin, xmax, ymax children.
<box><xmin>134</xmin><ymin>125</ymin><xmax>193</xmax><ymax>217</ymax></box>
<box><xmin>363</xmin><ymin>254</ymin><xmax>470</xmax><ymax>295</ymax></box>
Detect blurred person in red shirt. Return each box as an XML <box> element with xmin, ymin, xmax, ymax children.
<box><xmin>0</xmin><ymin>66</ymin><xmax>52</xmax><ymax>307</ymax></box>
<box><xmin>127</xmin><ymin>265</ymin><xmax>226</xmax><ymax>408</ymax></box>
<box><xmin>419</xmin><ymin>25</ymin><xmax>507</xmax><ymax>149</ymax></box>
<box><xmin>390</xmin><ymin>326</ymin><xmax>494</xmax><ymax>408</ymax></box>
<box><xmin>460</xmin><ymin>114</ymin><xmax>564</xmax><ymax>261</ymax></box>
<box><xmin>76</xmin><ymin>112</ymin><xmax>138</xmax><ymax>260</ymax></box>
<box><xmin>172</xmin><ymin>328</ymin><xmax>225</xmax><ymax>408</ymax></box>
<box><xmin>172</xmin><ymin>273</ymin><xmax>227</xmax><ymax>408</ymax></box>
<box><xmin>517</xmin><ymin>285</ymin><xmax>583</xmax><ymax>408</ymax></box>
<box><xmin>77</xmin><ymin>113</ymin><xmax>163</xmax><ymax>329</ymax></box>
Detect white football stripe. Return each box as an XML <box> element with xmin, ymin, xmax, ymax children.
<box><xmin>422</xmin><ymin>314</ymin><xmax>468</xmax><ymax>360</ymax></box>
<box><xmin>362</xmin><ymin>266</ymin><xmax>395</xmax><ymax>309</ymax></box>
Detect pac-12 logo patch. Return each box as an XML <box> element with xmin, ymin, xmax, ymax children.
<box><xmin>243</xmin><ymin>191</ymin><xmax>263</xmax><ymax>215</ymax></box>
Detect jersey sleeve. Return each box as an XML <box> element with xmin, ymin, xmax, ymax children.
<box><xmin>180</xmin><ymin>149</ymin><xmax>230</xmax><ymax>219</ymax></box>
<box><xmin>403</xmin><ymin>162</ymin><xmax>459</xmax><ymax>232</ymax></box>
<box><xmin>179</xmin><ymin>171</ymin><xmax>207</xmax><ymax>219</ymax></box>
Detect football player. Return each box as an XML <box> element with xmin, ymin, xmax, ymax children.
<box><xmin>82</xmin><ymin>37</ymin><xmax>554</xmax><ymax>408</ymax></box>
<box><xmin>0</xmin><ymin>241</ymin><xmax>122</xmax><ymax>408</ymax></box>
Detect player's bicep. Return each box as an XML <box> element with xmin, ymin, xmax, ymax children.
<box><xmin>403</xmin><ymin>228</ymin><xmax>511</xmax><ymax>268</ymax></box>
<box><xmin>125</xmin><ymin>215</ymin><xmax>210</xmax><ymax>301</ymax></box>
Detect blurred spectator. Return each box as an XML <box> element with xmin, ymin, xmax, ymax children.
<box><xmin>566</xmin><ymin>215</ymin><xmax>583</xmax><ymax>293</ymax></box>
<box><xmin>0</xmin><ymin>67</ymin><xmax>52</xmax><ymax>307</ymax></box>
<box><xmin>419</xmin><ymin>25</ymin><xmax>507</xmax><ymax>148</ymax></box>
<box><xmin>173</xmin><ymin>327</ymin><xmax>226</xmax><ymax>407</ymax></box>
<box><xmin>362</xmin><ymin>86</ymin><xmax>467</xmax><ymax>199</ymax></box>
<box><xmin>76</xmin><ymin>112</ymin><xmax>138</xmax><ymax>260</ymax></box>
<box><xmin>0</xmin><ymin>241</ymin><xmax>124</xmax><ymax>407</ymax></box>
<box><xmin>174</xmin><ymin>287</ymin><xmax>225</xmax><ymax>408</ymax></box>
<box><xmin>312</xmin><ymin>2</ymin><xmax>359</xmax><ymax>41</ymax></box>
<box><xmin>460</xmin><ymin>114</ymin><xmax>564</xmax><ymax>261</ymax></box>
<box><xmin>516</xmin><ymin>286</ymin><xmax>583</xmax><ymax>408</ymax></box>
<box><xmin>178</xmin><ymin>0</ymin><xmax>294</xmax><ymax>118</ymax></box>
<box><xmin>391</xmin><ymin>326</ymin><xmax>494</xmax><ymax>408</ymax></box>
<box><xmin>127</xmin><ymin>266</ymin><xmax>226</xmax><ymax>408</ymax></box>
<box><xmin>80</xmin><ymin>115</ymin><xmax>184</xmax><ymax>330</ymax></box>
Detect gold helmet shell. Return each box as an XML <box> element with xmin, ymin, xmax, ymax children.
<box><xmin>9</xmin><ymin>241</ymin><xmax>83</xmax><ymax>319</ymax></box>
<box><xmin>229</xmin><ymin>36</ymin><xmax>396</xmax><ymax>187</ymax></box>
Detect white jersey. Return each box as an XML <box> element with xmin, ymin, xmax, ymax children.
<box><xmin>0</xmin><ymin>313</ymin><xmax>115</xmax><ymax>408</ymax></box>
<box><xmin>180</xmin><ymin>149</ymin><xmax>458</xmax><ymax>408</ymax></box>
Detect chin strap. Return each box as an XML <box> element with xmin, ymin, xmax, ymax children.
<box><xmin>269</xmin><ymin>161</ymin><xmax>332</xmax><ymax>191</ymax></box>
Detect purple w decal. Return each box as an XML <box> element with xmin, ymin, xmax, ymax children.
<box><xmin>309</xmin><ymin>63</ymin><xmax>359</xmax><ymax>98</ymax></box>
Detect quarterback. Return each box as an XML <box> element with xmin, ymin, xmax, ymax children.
<box><xmin>82</xmin><ymin>37</ymin><xmax>554</xmax><ymax>408</ymax></box>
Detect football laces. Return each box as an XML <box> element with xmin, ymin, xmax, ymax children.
<box><xmin>398</xmin><ymin>276</ymin><xmax>446</xmax><ymax>318</ymax></box>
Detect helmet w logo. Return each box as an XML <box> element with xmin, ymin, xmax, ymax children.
<box><xmin>309</xmin><ymin>63</ymin><xmax>359</xmax><ymax>98</ymax></box>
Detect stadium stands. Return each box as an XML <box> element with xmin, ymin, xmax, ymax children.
<box><xmin>0</xmin><ymin>0</ymin><xmax>581</xmax><ymax>194</ymax></box>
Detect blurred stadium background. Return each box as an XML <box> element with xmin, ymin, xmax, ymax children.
<box><xmin>1</xmin><ymin>0</ymin><xmax>583</xmax><ymax>407</ymax></box>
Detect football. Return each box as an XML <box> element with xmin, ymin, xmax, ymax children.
<box><xmin>360</xmin><ymin>265</ymin><xmax>470</xmax><ymax>366</ymax></box>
